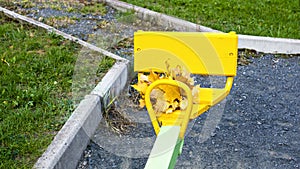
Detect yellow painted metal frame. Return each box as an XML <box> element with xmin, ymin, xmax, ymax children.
<box><xmin>190</xmin><ymin>76</ymin><xmax>234</xmax><ymax>119</ymax></box>
<box><xmin>145</xmin><ymin>79</ymin><xmax>193</xmax><ymax>139</ymax></box>
<box><xmin>134</xmin><ymin>31</ymin><xmax>238</xmax><ymax>138</ymax></box>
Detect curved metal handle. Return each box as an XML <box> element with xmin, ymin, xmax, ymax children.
<box><xmin>144</xmin><ymin>79</ymin><xmax>193</xmax><ymax>139</ymax></box>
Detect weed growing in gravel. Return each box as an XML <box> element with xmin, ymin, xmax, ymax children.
<box><xmin>102</xmin><ymin>100</ymin><xmax>136</xmax><ymax>135</ymax></box>
<box><xmin>44</xmin><ymin>16</ymin><xmax>78</xmax><ymax>28</ymax></box>
<box><xmin>80</xmin><ymin>3</ymin><xmax>107</xmax><ymax>15</ymax></box>
<box><xmin>116</xmin><ymin>9</ymin><xmax>137</xmax><ymax>23</ymax></box>
<box><xmin>95</xmin><ymin>56</ymin><xmax>116</xmax><ymax>84</ymax></box>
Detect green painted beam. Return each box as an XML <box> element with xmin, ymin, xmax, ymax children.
<box><xmin>145</xmin><ymin>126</ymin><xmax>184</xmax><ymax>169</ymax></box>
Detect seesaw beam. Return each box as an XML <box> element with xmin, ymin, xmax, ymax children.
<box><xmin>145</xmin><ymin>126</ymin><xmax>184</xmax><ymax>169</ymax></box>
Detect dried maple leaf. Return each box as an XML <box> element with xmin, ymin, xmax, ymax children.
<box><xmin>170</xmin><ymin>65</ymin><xmax>181</xmax><ymax>78</ymax></box>
<box><xmin>131</xmin><ymin>82</ymin><xmax>148</xmax><ymax>96</ymax></box>
<box><xmin>151</xmin><ymin>89</ymin><xmax>168</xmax><ymax>114</ymax></box>
<box><xmin>139</xmin><ymin>73</ymin><xmax>148</xmax><ymax>82</ymax></box>
<box><xmin>150</xmin><ymin>88</ymin><xmax>164</xmax><ymax>99</ymax></box>
<box><xmin>180</xmin><ymin>97</ymin><xmax>188</xmax><ymax>110</ymax></box>
<box><xmin>139</xmin><ymin>99</ymin><xmax>145</xmax><ymax>108</ymax></box>
<box><xmin>172</xmin><ymin>100</ymin><xmax>179</xmax><ymax>110</ymax></box>
<box><xmin>170</xmin><ymin>66</ymin><xmax>194</xmax><ymax>89</ymax></box>
<box><xmin>159</xmin><ymin>85</ymin><xmax>181</xmax><ymax>103</ymax></box>
<box><xmin>166</xmin><ymin>107</ymin><xmax>174</xmax><ymax>114</ymax></box>
<box><xmin>192</xmin><ymin>85</ymin><xmax>201</xmax><ymax>103</ymax></box>
<box><xmin>153</xmin><ymin>97</ymin><xmax>168</xmax><ymax>113</ymax></box>
<box><xmin>148</xmin><ymin>70</ymin><xmax>159</xmax><ymax>83</ymax></box>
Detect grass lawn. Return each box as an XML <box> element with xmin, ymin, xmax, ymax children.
<box><xmin>0</xmin><ymin>13</ymin><xmax>114</xmax><ymax>168</ymax></box>
<box><xmin>121</xmin><ymin>0</ymin><xmax>300</xmax><ymax>39</ymax></box>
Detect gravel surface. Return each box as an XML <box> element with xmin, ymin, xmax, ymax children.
<box><xmin>78</xmin><ymin>55</ymin><xmax>300</xmax><ymax>169</ymax></box>
<box><xmin>21</xmin><ymin>4</ymin><xmax>118</xmax><ymax>41</ymax></box>
<box><xmin>4</xmin><ymin>2</ymin><xmax>299</xmax><ymax>169</ymax></box>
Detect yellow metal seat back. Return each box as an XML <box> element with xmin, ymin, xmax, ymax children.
<box><xmin>134</xmin><ymin>31</ymin><xmax>238</xmax><ymax>76</ymax></box>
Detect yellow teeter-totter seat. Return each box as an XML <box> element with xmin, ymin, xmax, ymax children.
<box><xmin>134</xmin><ymin>31</ymin><xmax>238</xmax><ymax>138</ymax></box>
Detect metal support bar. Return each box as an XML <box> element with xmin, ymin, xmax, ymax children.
<box><xmin>145</xmin><ymin>126</ymin><xmax>184</xmax><ymax>169</ymax></box>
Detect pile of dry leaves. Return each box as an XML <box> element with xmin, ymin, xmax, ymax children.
<box><xmin>132</xmin><ymin>64</ymin><xmax>200</xmax><ymax>116</ymax></box>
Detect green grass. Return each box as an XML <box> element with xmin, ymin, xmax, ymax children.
<box><xmin>0</xmin><ymin>14</ymin><xmax>114</xmax><ymax>168</ymax></box>
<box><xmin>80</xmin><ymin>3</ymin><xmax>107</xmax><ymax>15</ymax></box>
<box><xmin>121</xmin><ymin>0</ymin><xmax>300</xmax><ymax>39</ymax></box>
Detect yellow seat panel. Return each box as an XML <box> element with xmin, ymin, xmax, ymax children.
<box><xmin>134</xmin><ymin>31</ymin><xmax>238</xmax><ymax>76</ymax></box>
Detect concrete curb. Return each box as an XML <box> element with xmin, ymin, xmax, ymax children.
<box><xmin>92</xmin><ymin>61</ymin><xmax>129</xmax><ymax>109</ymax></box>
<box><xmin>0</xmin><ymin>6</ymin><xmax>126</xmax><ymax>61</ymax></box>
<box><xmin>33</xmin><ymin>61</ymin><xmax>129</xmax><ymax>169</ymax></box>
<box><xmin>238</xmin><ymin>35</ymin><xmax>300</xmax><ymax>54</ymax></box>
<box><xmin>105</xmin><ymin>0</ymin><xmax>300</xmax><ymax>54</ymax></box>
<box><xmin>105</xmin><ymin>0</ymin><xmax>220</xmax><ymax>33</ymax></box>
<box><xmin>33</xmin><ymin>94</ymin><xmax>101</xmax><ymax>169</ymax></box>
